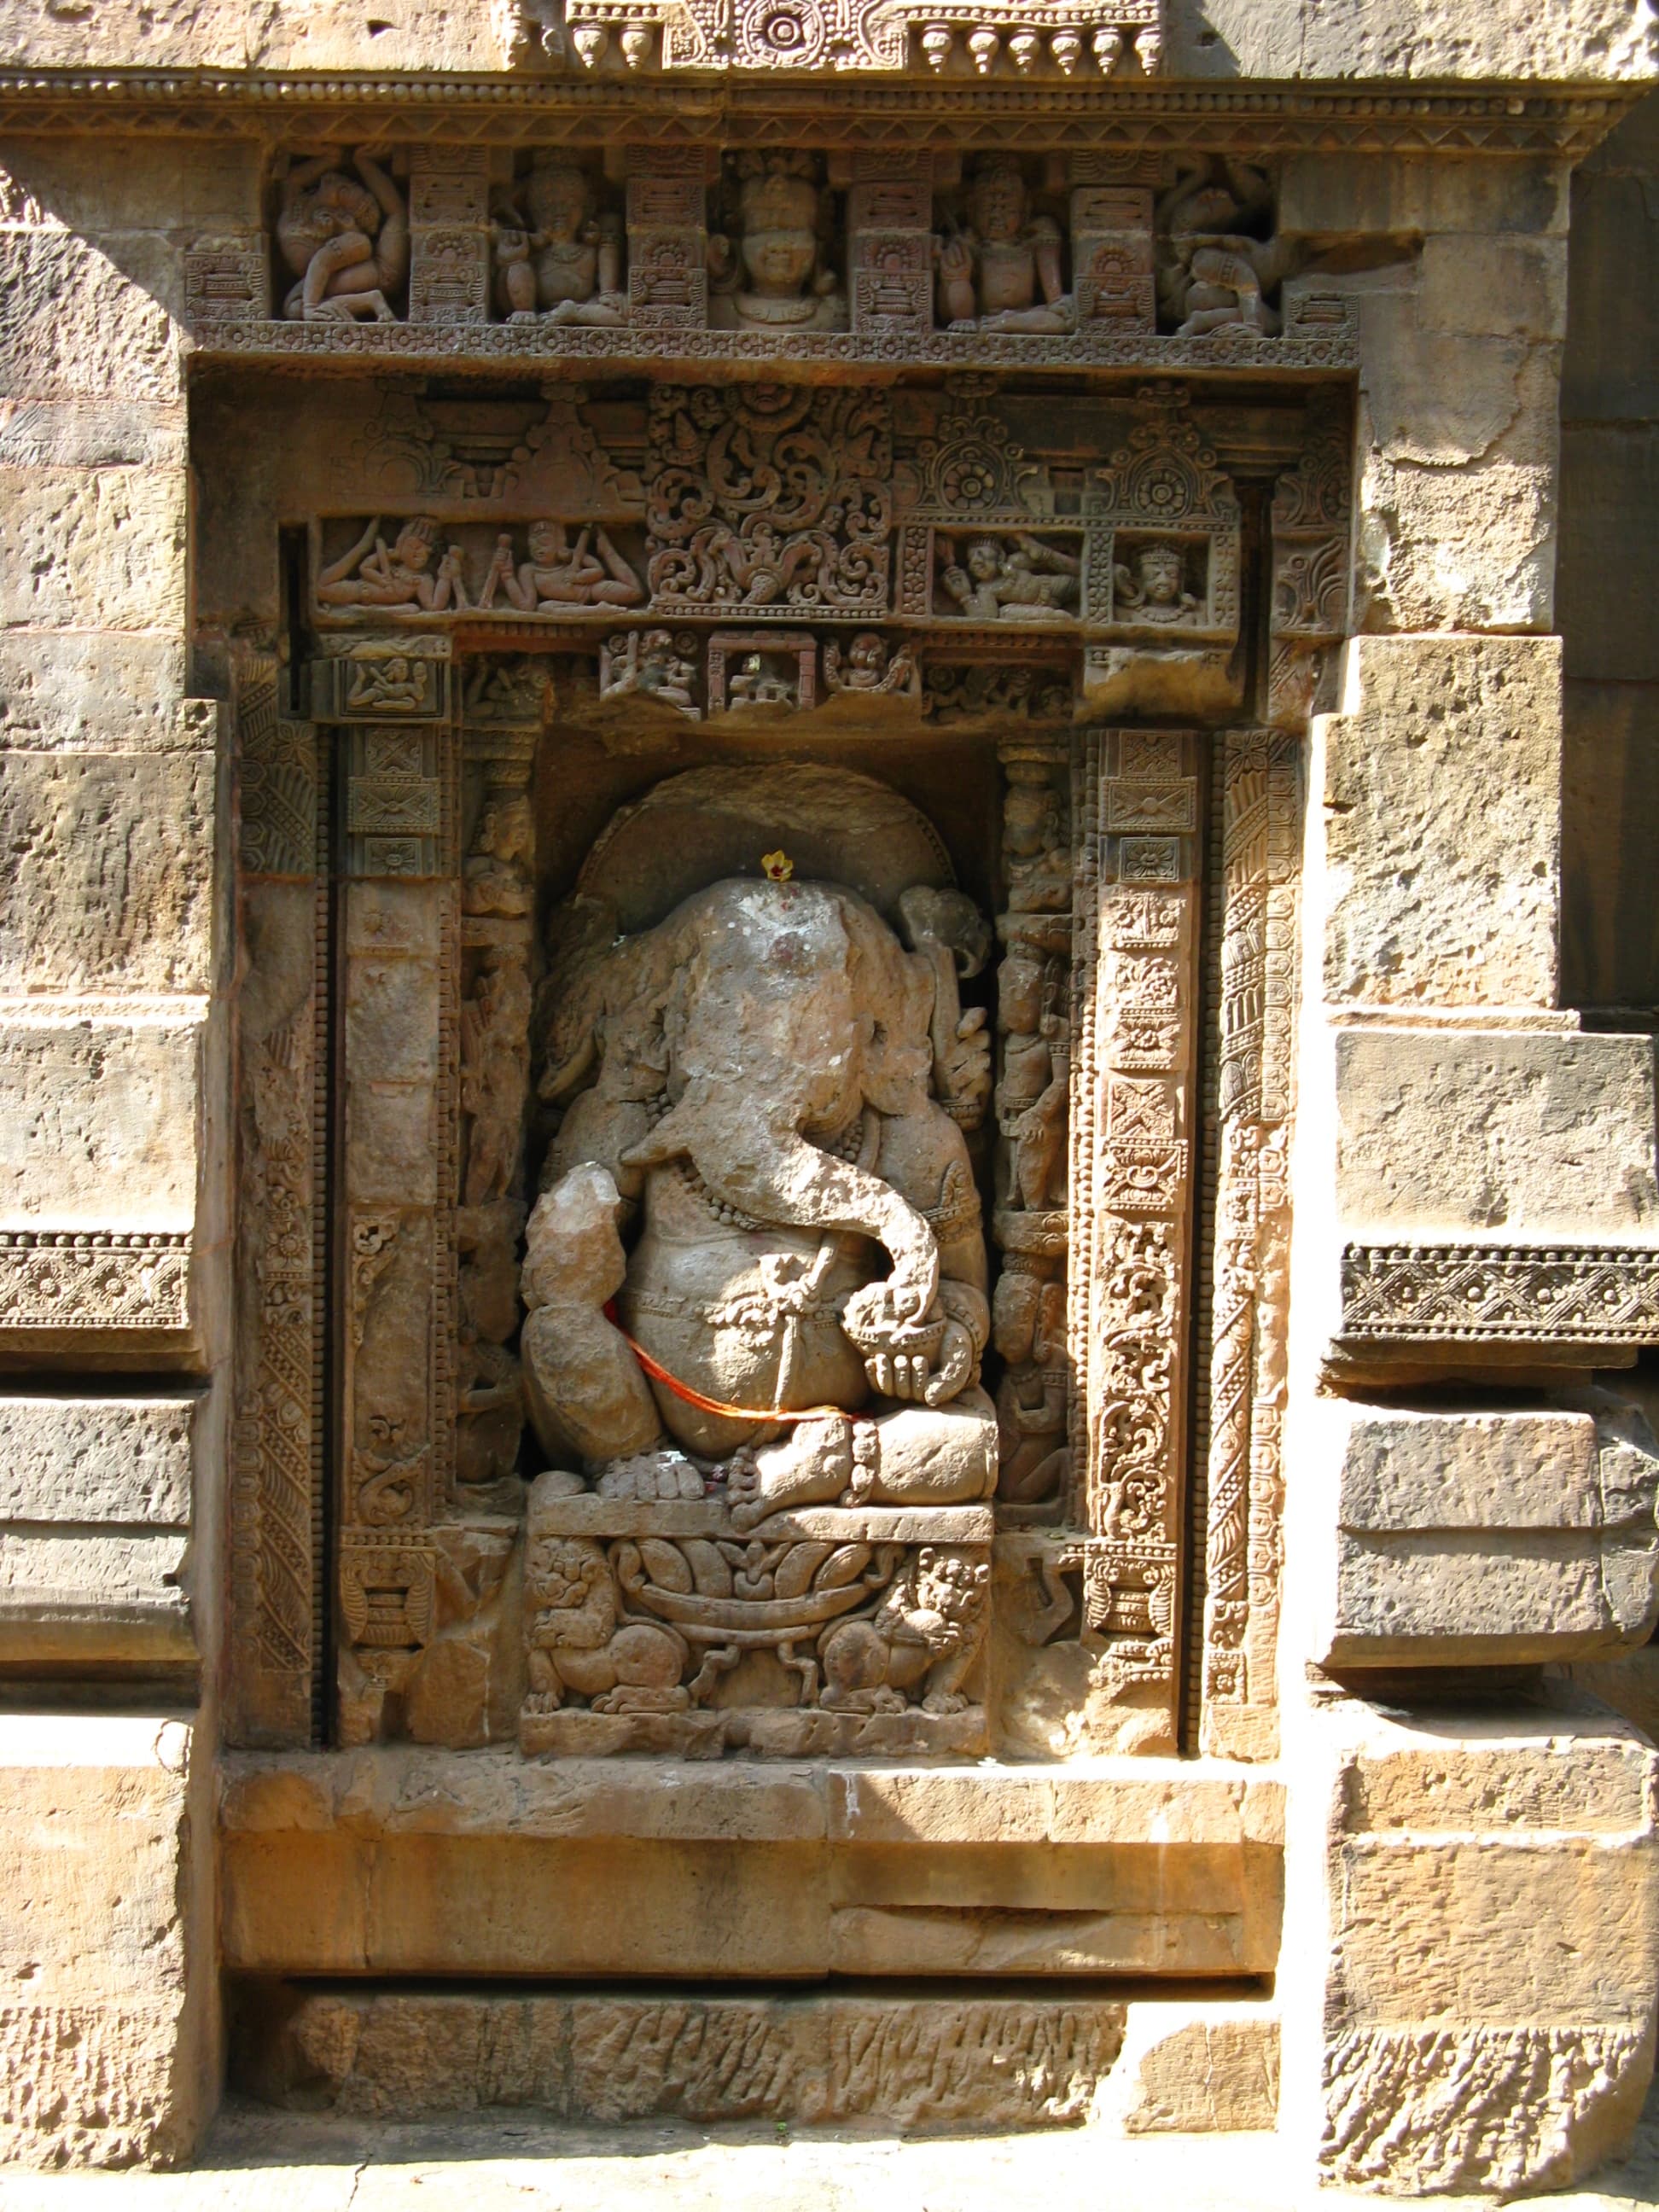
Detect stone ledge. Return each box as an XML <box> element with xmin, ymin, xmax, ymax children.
<box><xmin>218</xmin><ymin>1751</ymin><xmax>1284</xmax><ymax>1981</ymax></box>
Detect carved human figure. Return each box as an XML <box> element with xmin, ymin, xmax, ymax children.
<box><xmin>600</xmin><ymin>628</ymin><xmax>700</xmax><ymax>714</ymax></box>
<box><xmin>525</xmin><ymin>876</ymin><xmax>998</xmax><ymax>1532</ymax></box>
<box><xmin>823</xmin><ymin>633</ymin><xmax>916</xmax><ymax>696</ymax></box>
<box><xmin>1001</xmin><ymin>762</ymin><xmax>1073</xmax><ymax>915</ymax></box>
<box><xmin>1114</xmin><ymin>539</ymin><xmax>1202</xmax><ymax>623</ymax></box>
<box><xmin>1155</xmin><ymin>157</ymin><xmax>1297</xmax><ymax>338</ymax></box>
<box><xmin>463</xmin><ymin>793</ymin><xmax>535</xmax><ymax>919</ymax></box>
<box><xmin>992</xmin><ymin>1263</ymin><xmax>1069</xmax><ymax>1506</ymax></box>
<box><xmin>492</xmin><ymin>158</ymin><xmax>626</xmax><ymax>325</ymax></box>
<box><xmin>276</xmin><ymin>148</ymin><xmax>409</xmax><ymax>323</ymax></box>
<box><xmin>481</xmin><ymin>521</ymin><xmax>644</xmax><ymax>612</ymax></box>
<box><xmin>934</xmin><ymin>157</ymin><xmax>1074</xmax><ymax>335</ymax></box>
<box><xmin>940</xmin><ymin>534</ymin><xmax>1080</xmax><ymax>622</ymax></box>
<box><xmin>461</xmin><ymin>948</ymin><xmax>533</xmax><ymax>1208</ymax></box>
<box><xmin>316</xmin><ymin>516</ymin><xmax>468</xmax><ymax>612</ymax></box>
<box><xmin>708</xmin><ymin>154</ymin><xmax>848</xmax><ymax>332</ymax></box>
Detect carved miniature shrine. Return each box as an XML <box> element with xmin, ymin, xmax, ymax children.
<box><xmin>218</xmin><ymin>346</ymin><xmax>1339</xmax><ymax>1766</ymax></box>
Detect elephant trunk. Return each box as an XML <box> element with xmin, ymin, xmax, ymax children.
<box><xmin>624</xmin><ymin>1083</ymin><xmax>940</xmax><ymax>1318</ymax></box>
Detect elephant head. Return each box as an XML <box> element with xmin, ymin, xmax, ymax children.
<box><xmin>542</xmin><ymin>876</ymin><xmax>952</xmax><ymax>1317</ymax></box>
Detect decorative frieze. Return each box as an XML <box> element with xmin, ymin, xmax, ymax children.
<box><xmin>1339</xmin><ymin>1247</ymin><xmax>1659</xmax><ymax>1346</ymax></box>
<box><xmin>0</xmin><ymin>1232</ymin><xmax>189</xmax><ymax>1330</ymax></box>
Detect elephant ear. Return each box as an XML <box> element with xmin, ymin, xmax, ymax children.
<box><xmin>841</xmin><ymin>893</ymin><xmax>934</xmax><ymax>1116</ymax></box>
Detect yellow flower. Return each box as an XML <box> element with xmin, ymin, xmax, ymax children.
<box><xmin>760</xmin><ymin>849</ymin><xmax>794</xmax><ymax>882</ymax></box>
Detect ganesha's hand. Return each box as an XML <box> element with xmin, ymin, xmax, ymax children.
<box><xmin>922</xmin><ymin>1318</ymin><xmax>976</xmax><ymax>1408</ymax></box>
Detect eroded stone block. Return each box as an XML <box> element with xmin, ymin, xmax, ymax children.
<box><xmin>1319</xmin><ymin>633</ymin><xmax>1563</xmax><ymax>1008</ymax></box>
<box><xmin>1307</xmin><ymin>1696</ymin><xmax>1659</xmax><ymax>2196</ymax></box>
<box><xmin>0</xmin><ymin>1714</ymin><xmax>210</xmax><ymax>2168</ymax></box>
<box><xmin>1333</xmin><ymin>1028</ymin><xmax>1658</xmax><ymax>1240</ymax></box>
<box><xmin>1320</xmin><ymin>1400</ymin><xmax>1659</xmax><ymax>1666</ymax></box>
<box><xmin>0</xmin><ymin>1011</ymin><xmax>202</xmax><ymax>1230</ymax></box>
<box><xmin>0</xmin><ymin>747</ymin><xmax>216</xmax><ymax>994</ymax></box>
<box><xmin>236</xmin><ymin>1986</ymin><xmax>1126</xmax><ymax>2130</ymax></box>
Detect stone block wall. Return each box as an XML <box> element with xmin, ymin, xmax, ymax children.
<box><xmin>0</xmin><ymin>130</ymin><xmax>233</xmax><ymax>2165</ymax></box>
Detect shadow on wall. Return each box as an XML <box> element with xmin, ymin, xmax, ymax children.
<box><xmin>1560</xmin><ymin>87</ymin><xmax>1659</xmax><ymax>1015</ymax></box>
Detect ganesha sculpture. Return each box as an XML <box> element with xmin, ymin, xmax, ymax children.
<box><xmin>518</xmin><ymin>866</ymin><xmax>998</xmax><ymax>1755</ymax></box>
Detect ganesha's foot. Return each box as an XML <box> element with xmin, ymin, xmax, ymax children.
<box><xmin>729</xmin><ymin>1415</ymin><xmax>857</xmax><ymax>1531</ymax></box>
<box><xmin>597</xmin><ymin>1447</ymin><xmax>704</xmax><ymax>1502</ymax></box>
<box><xmin>858</xmin><ymin>1388</ymin><xmax>1000</xmax><ymax>1507</ymax></box>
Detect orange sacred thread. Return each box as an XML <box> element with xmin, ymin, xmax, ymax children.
<box><xmin>602</xmin><ymin>1300</ymin><xmax>852</xmax><ymax>1426</ymax></box>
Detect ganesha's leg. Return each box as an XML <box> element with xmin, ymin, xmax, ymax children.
<box><xmin>859</xmin><ymin>1386</ymin><xmax>998</xmax><ymax>1505</ymax></box>
<box><xmin>521</xmin><ymin>1304</ymin><xmax>664</xmax><ymax>1468</ymax></box>
<box><xmin>730</xmin><ymin>1388</ymin><xmax>997</xmax><ymax>1530</ymax></box>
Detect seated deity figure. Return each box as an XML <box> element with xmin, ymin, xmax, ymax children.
<box><xmin>1114</xmin><ymin>539</ymin><xmax>1202</xmax><ymax>623</ymax></box>
<box><xmin>934</xmin><ymin>157</ymin><xmax>1074</xmax><ymax>335</ymax></box>
<box><xmin>1155</xmin><ymin>157</ymin><xmax>1298</xmax><ymax>338</ymax></box>
<box><xmin>707</xmin><ymin>153</ymin><xmax>848</xmax><ymax>333</ymax></box>
<box><xmin>481</xmin><ymin>521</ymin><xmax>644</xmax><ymax>611</ymax></box>
<box><xmin>522</xmin><ymin>871</ymin><xmax>997</xmax><ymax>1533</ymax></box>
<box><xmin>316</xmin><ymin>515</ymin><xmax>468</xmax><ymax>611</ymax></box>
<box><xmin>491</xmin><ymin>158</ymin><xmax>626</xmax><ymax>325</ymax></box>
<box><xmin>940</xmin><ymin>533</ymin><xmax>1080</xmax><ymax>622</ymax></box>
<box><xmin>276</xmin><ymin>149</ymin><xmax>409</xmax><ymax>323</ymax></box>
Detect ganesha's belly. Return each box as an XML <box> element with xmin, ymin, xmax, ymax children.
<box><xmin>619</xmin><ymin>1213</ymin><xmax>874</xmax><ymax>1444</ymax></box>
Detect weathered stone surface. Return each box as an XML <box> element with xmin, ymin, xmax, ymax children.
<box><xmin>0</xmin><ymin>634</ymin><xmax>192</xmax><ymax>753</ymax></box>
<box><xmin>1328</xmin><ymin>259</ymin><xmax>1563</xmax><ymax>632</ymax></box>
<box><xmin>1307</xmin><ymin>1696</ymin><xmax>1659</xmax><ymax>2195</ymax></box>
<box><xmin>238</xmin><ymin>1988</ymin><xmax>1126</xmax><ymax>2130</ymax></box>
<box><xmin>0</xmin><ymin>1392</ymin><xmax>196</xmax><ymax>1519</ymax></box>
<box><xmin>1333</xmin><ymin>1029</ymin><xmax>1658</xmax><ymax>1240</ymax></box>
<box><xmin>1318</xmin><ymin>634</ymin><xmax>1563</xmax><ymax>1008</ymax></box>
<box><xmin>1558</xmin><ymin>423</ymin><xmax>1659</xmax><ymax>684</ymax></box>
<box><xmin>1418</xmin><ymin>234</ymin><xmax>1569</xmax><ymax>344</ymax></box>
<box><xmin>0</xmin><ymin>1714</ymin><xmax>211</xmax><ymax>2168</ymax></box>
<box><xmin>1278</xmin><ymin>154</ymin><xmax>1570</xmax><ymax>240</ymax></box>
<box><xmin>0</xmin><ymin>1011</ymin><xmax>201</xmax><ymax>1229</ymax></box>
<box><xmin>0</xmin><ymin>747</ymin><xmax>215</xmax><ymax>994</ymax></box>
<box><xmin>0</xmin><ymin>1532</ymin><xmax>191</xmax><ymax>1659</ymax></box>
<box><xmin>0</xmin><ymin>231</ymin><xmax>184</xmax><ymax>404</ymax></box>
<box><xmin>1109</xmin><ymin>2007</ymin><xmax>1280</xmax><ymax>2133</ymax></box>
<box><xmin>1563</xmin><ymin>678</ymin><xmax>1659</xmax><ymax>1011</ymax></box>
<box><xmin>1319</xmin><ymin>1400</ymin><xmax>1659</xmax><ymax>1666</ymax></box>
<box><xmin>0</xmin><ymin>464</ymin><xmax>187</xmax><ymax>633</ymax></box>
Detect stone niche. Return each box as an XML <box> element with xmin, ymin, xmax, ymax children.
<box><xmin>211</xmin><ymin>364</ymin><xmax>1343</xmax><ymax>1768</ymax></box>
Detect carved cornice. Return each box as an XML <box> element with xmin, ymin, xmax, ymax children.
<box><xmin>0</xmin><ymin>71</ymin><xmax>1633</xmax><ymax>156</ymax></box>
<box><xmin>1340</xmin><ymin>1243</ymin><xmax>1659</xmax><ymax>1346</ymax></box>
<box><xmin>190</xmin><ymin>317</ymin><xmax>1357</xmax><ymax>373</ymax></box>
<box><xmin>0</xmin><ymin>1231</ymin><xmax>191</xmax><ymax>1331</ymax></box>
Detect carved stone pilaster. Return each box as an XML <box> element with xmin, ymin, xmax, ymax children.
<box><xmin>334</xmin><ymin>646</ymin><xmax>461</xmax><ymax>1743</ymax></box>
<box><xmin>230</xmin><ymin>649</ymin><xmax>325</xmax><ymax>1746</ymax></box>
<box><xmin>408</xmin><ymin>145</ymin><xmax>492</xmax><ymax>325</ymax></box>
<box><xmin>626</xmin><ymin>147</ymin><xmax>713</xmax><ymax>329</ymax></box>
<box><xmin>1201</xmin><ymin>727</ymin><xmax>1300</xmax><ymax>1760</ymax></box>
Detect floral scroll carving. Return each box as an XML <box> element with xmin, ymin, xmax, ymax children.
<box><xmin>644</xmin><ymin>384</ymin><xmax>892</xmax><ymax>615</ymax></box>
